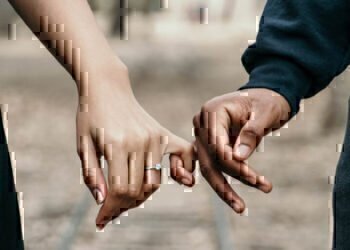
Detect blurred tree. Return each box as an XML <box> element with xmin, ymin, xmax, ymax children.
<box><xmin>222</xmin><ymin>0</ymin><xmax>235</xmax><ymax>21</ymax></box>
<box><xmin>110</xmin><ymin>0</ymin><xmax>161</xmax><ymax>37</ymax></box>
<box><xmin>111</xmin><ymin>0</ymin><xmax>126</xmax><ymax>38</ymax></box>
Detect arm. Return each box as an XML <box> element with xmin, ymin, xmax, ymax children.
<box><xmin>194</xmin><ymin>0</ymin><xmax>350</xmax><ymax>212</ymax></box>
<box><xmin>240</xmin><ymin>0</ymin><xmax>350</xmax><ymax>117</ymax></box>
<box><xmin>9</xmin><ymin>0</ymin><xmax>127</xmax><ymax>89</ymax></box>
<box><xmin>9</xmin><ymin>0</ymin><xmax>196</xmax><ymax>229</ymax></box>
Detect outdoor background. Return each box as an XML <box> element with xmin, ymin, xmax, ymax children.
<box><xmin>0</xmin><ymin>0</ymin><xmax>349</xmax><ymax>249</ymax></box>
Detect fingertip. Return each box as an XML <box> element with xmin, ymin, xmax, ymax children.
<box><xmin>95</xmin><ymin>213</ymin><xmax>115</xmax><ymax>231</ymax></box>
<box><xmin>174</xmin><ymin>161</ymin><xmax>194</xmax><ymax>187</ymax></box>
<box><xmin>95</xmin><ymin>204</ymin><xmax>110</xmax><ymax>229</ymax></box>
<box><xmin>230</xmin><ymin>199</ymin><xmax>245</xmax><ymax>214</ymax></box>
<box><xmin>95</xmin><ymin>217</ymin><xmax>105</xmax><ymax>230</ymax></box>
<box><xmin>236</xmin><ymin>206</ymin><xmax>245</xmax><ymax>214</ymax></box>
<box><xmin>95</xmin><ymin>209</ymin><xmax>103</xmax><ymax>226</ymax></box>
<box><xmin>233</xmin><ymin>143</ymin><xmax>252</xmax><ymax>161</ymax></box>
<box><xmin>262</xmin><ymin>183</ymin><xmax>273</xmax><ymax>193</ymax></box>
<box><xmin>181</xmin><ymin>174</ymin><xmax>195</xmax><ymax>187</ymax></box>
<box><xmin>258</xmin><ymin>176</ymin><xmax>273</xmax><ymax>193</ymax></box>
<box><xmin>96</xmin><ymin>223</ymin><xmax>104</xmax><ymax>231</ymax></box>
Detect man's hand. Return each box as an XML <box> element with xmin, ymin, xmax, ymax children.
<box><xmin>193</xmin><ymin>88</ymin><xmax>291</xmax><ymax>213</ymax></box>
<box><xmin>77</xmin><ymin>70</ymin><xmax>196</xmax><ymax>230</ymax></box>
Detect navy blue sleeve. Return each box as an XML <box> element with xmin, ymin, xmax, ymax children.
<box><xmin>239</xmin><ymin>0</ymin><xmax>350</xmax><ymax>117</ymax></box>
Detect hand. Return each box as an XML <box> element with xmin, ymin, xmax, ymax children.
<box><xmin>193</xmin><ymin>88</ymin><xmax>291</xmax><ymax>213</ymax></box>
<box><xmin>8</xmin><ymin>0</ymin><xmax>196</xmax><ymax>228</ymax></box>
<box><xmin>76</xmin><ymin>69</ymin><xmax>196</xmax><ymax>229</ymax></box>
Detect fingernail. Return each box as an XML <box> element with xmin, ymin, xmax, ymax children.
<box><xmin>93</xmin><ymin>188</ymin><xmax>104</xmax><ymax>205</ymax></box>
<box><xmin>230</xmin><ymin>201</ymin><xmax>243</xmax><ymax>213</ymax></box>
<box><xmin>96</xmin><ymin>224</ymin><xmax>104</xmax><ymax>231</ymax></box>
<box><xmin>181</xmin><ymin>178</ymin><xmax>193</xmax><ymax>186</ymax></box>
<box><xmin>257</xmin><ymin>176</ymin><xmax>272</xmax><ymax>193</ymax></box>
<box><xmin>235</xmin><ymin>144</ymin><xmax>251</xmax><ymax>158</ymax></box>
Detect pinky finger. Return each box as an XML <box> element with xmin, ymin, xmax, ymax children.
<box><xmin>169</xmin><ymin>154</ymin><xmax>195</xmax><ymax>187</ymax></box>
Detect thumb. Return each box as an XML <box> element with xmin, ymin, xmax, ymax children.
<box><xmin>78</xmin><ymin>135</ymin><xmax>107</xmax><ymax>205</ymax></box>
<box><xmin>233</xmin><ymin>111</ymin><xmax>272</xmax><ymax>161</ymax></box>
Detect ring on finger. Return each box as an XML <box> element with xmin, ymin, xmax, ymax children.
<box><xmin>145</xmin><ymin>163</ymin><xmax>162</xmax><ymax>171</ymax></box>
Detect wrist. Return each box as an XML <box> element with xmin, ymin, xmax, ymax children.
<box><xmin>75</xmin><ymin>58</ymin><xmax>133</xmax><ymax>97</ymax></box>
<box><xmin>260</xmin><ymin>88</ymin><xmax>292</xmax><ymax>122</ymax></box>
<box><xmin>240</xmin><ymin>87</ymin><xmax>292</xmax><ymax>120</ymax></box>
<box><xmin>241</xmin><ymin>88</ymin><xmax>292</xmax><ymax>122</ymax></box>
<box><xmin>265</xmin><ymin>89</ymin><xmax>292</xmax><ymax>121</ymax></box>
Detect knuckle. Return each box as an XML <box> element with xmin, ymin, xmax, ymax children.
<box><xmin>170</xmin><ymin>164</ymin><xmax>178</xmax><ymax>177</ymax></box>
<box><xmin>109</xmin><ymin>138</ymin><xmax>128</xmax><ymax>155</ymax></box>
<box><xmin>83</xmin><ymin>175</ymin><xmax>94</xmax><ymax>186</ymax></box>
<box><xmin>77</xmin><ymin>147</ymin><xmax>83</xmax><ymax>158</ymax></box>
<box><xmin>111</xmin><ymin>136</ymin><xmax>126</xmax><ymax>148</ymax></box>
<box><xmin>192</xmin><ymin>113</ymin><xmax>200</xmax><ymax>127</ymax></box>
<box><xmin>244</xmin><ymin>124</ymin><xmax>264</xmax><ymax>137</ymax></box>
<box><xmin>128</xmin><ymin>189</ymin><xmax>140</xmax><ymax>199</ymax></box>
<box><xmin>76</xmin><ymin>143</ymin><xmax>87</xmax><ymax>158</ymax></box>
<box><xmin>200</xmin><ymin>102</ymin><xmax>212</xmax><ymax>115</ymax></box>
<box><xmin>110</xmin><ymin>186</ymin><xmax>129</xmax><ymax>199</ymax></box>
<box><xmin>265</xmin><ymin>99</ymin><xmax>278</xmax><ymax>111</ymax></box>
<box><xmin>134</xmin><ymin>130</ymin><xmax>151</xmax><ymax>149</ymax></box>
<box><xmin>147</xmin><ymin>129</ymin><xmax>161</xmax><ymax>144</ymax></box>
<box><xmin>228</xmin><ymin>98</ymin><xmax>251</xmax><ymax>118</ymax></box>
<box><xmin>95</xmin><ymin>140</ymin><xmax>105</xmax><ymax>154</ymax></box>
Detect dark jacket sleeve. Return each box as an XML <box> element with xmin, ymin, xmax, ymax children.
<box><xmin>239</xmin><ymin>0</ymin><xmax>350</xmax><ymax>116</ymax></box>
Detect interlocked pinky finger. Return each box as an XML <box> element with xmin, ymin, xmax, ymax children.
<box><xmin>169</xmin><ymin>154</ymin><xmax>195</xmax><ymax>187</ymax></box>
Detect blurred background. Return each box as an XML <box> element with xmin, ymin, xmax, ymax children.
<box><xmin>0</xmin><ymin>0</ymin><xmax>348</xmax><ymax>249</ymax></box>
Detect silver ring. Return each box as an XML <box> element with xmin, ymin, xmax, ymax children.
<box><xmin>145</xmin><ymin>163</ymin><xmax>162</xmax><ymax>171</ymax></box>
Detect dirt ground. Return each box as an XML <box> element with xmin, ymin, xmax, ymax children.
<box><xmin>0</xmin><ymin>19</ymin><xmax>346</xmax><ymax>249</ymax></box>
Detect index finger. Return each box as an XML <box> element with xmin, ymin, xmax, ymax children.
<box><xmin>96</xmin><ymin>146</ymin><xmax>130</xmax><ymax>229</ymax></box>
<box><xmin>193</xmin><ymin>112</ymin><xmax>231</xmax><ymax>162</ymax></box>
<box><xmin>96</xmin><ymin>191</ymin><xmax>130</xmax><ymax>230</ymax></box>
<box><xmin>218</xmin><ymin>144</ymin><xmax>273</xmax><ymax>193</ymax></box>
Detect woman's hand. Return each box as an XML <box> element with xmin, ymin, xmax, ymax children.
<box><xmin>8</xmin><ymin>0</ymin><xmax>196</xmax><ymax>230</ymax></box>
<box><xmin>76</xmin><ymin>68</ymin><xmax>196</xmax><ymax>230</ymax></box>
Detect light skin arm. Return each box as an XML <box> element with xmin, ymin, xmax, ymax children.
<box><xmin>9</xmin><ymin>0</ymin><xmax>196</xmax><ymax>229</ymax></box>
<box><xmin>9</xmin><ymin>0</ymin><xmax>127</xmax><ymax>87</ymax></box>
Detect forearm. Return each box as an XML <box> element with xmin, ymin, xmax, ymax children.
<box><xmin>240</xmin><ymin>0</ymin><xmax>350</xmax><ymax>117</ymax></box>
<box><xmin>9</xmin><ymin>0</ymin><xmax>128</xmax><ymax>92</ymax></box>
